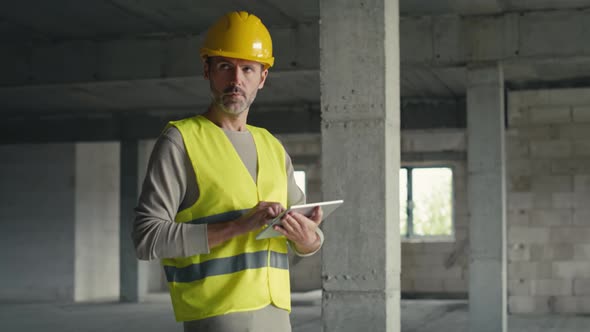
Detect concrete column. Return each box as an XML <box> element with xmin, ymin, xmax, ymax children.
<box><xmin>320</xmin><ymin>1</ymin><xmax>401</xmax><ymax>331</ymax></box>
<box><xmin>467</xmin><ymin>63</ymin><xmax>507</xmax><ymax>332</ymax></box>
<box><xmin>120</xmin><ymin>139</ymin><xmax>139</xmax><ymax>302</ymax></box>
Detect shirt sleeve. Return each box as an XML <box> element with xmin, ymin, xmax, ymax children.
<box><xmin>132</xmin><ymin>128</ymin><xmax>210</xmax><ymax>260</ymax></box>
<box><xmin>286</xmin><ymin>152</ymin><xmax>305</xmax><ymax>207</ymax></box>
<box><xmin>284</xmin><ymin>150</ymin><xmax>324</xmax><ymax>257</ymax></box>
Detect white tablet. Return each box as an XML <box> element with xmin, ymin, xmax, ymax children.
<box><xmin>255</xmin><ymin>200</ymin><xmax>343</xmax><ymax>240</ymax></box>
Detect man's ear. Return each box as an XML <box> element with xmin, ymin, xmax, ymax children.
<box><xmin>258</xmin><ymin>69</ymin><xmax>269</xmax><ymax>89</ymax></box>
<box><xmin>203</xmin><ymin>61</ymin><xmax>210</xmax><ymax>80</ymax></box>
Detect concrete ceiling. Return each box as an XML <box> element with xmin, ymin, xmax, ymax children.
<box><xmin>2</xmin><ymin>0</ymin><xmax>590</xmax><ymax>116</ymax></box>
<box><xmin>400</xmin><ymin>0</ymin><xmax>590</xmax><ymax>15</ymax></box>
<box><xmin>0</xmin><ymin>1</ymin><xmax>318</xmax><ymax>42</ymax></box>
<box><xmin>2</xmin><ymin>0</ymin><xmax>590</xmax><ymax>42</ymax></box>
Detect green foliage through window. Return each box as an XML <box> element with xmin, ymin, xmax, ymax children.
<box><xmin>399</xmin><ymin>167</ymin><xmax>453</xmax><ymax>237</ymax></box>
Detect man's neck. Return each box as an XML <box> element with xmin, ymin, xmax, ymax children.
<box><xmin>203</xmin><ymin>105</ymin><xmax>249</xmax><ymax>131</ymax></box>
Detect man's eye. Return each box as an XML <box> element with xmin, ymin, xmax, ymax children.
<box><xmin>218</xmin><ymin>63</ymin><xmax>231</xmax><ymax>70</ymax></box>
<box><xmin>243</xmin><ymin>67</ymin><xmax>254</xmax><ymax>73</ymax></box>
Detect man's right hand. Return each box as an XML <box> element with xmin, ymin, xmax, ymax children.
<box><xmin>237</xmin><ymin>201</ymin><xmax>284</xmax><ymax>234</ymax></box>
<box><xmin>207</xmin><ymin>202</ymin><xmax>284</xmax><ymax>249</ymax></box>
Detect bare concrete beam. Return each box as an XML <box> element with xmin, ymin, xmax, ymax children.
<box><xmin>0</xmin><ymin>105</ymin><xmax>321</xmax><ymax>143</ymax></box>
<box><xmin>507</xmin><ymin>0</ymin><xmax>590</xmax><ymax>11</ymax></box>
<box><xmin>400</xmin><ymin>0</ymin><xmax>455</xmax><ymax>15</ymax></box>
<box><xmin>450</xmin><ymin>0</ymin><xmax>507</xmax><ymax>14</ymax></box>
<box><xmin>402</xmin><ymin>8</ymin><xmax>590</xmax><ymax>66</ymax></box>
<box><xmin>400</xmin><ymin>15</ymin><xmax>462</xmax><ymax>66</ymax></box>
<box><xmin>2</xmin><ymin>8</ymin><xmax>590</xmax><ymax>88</ymax></box>
<box><xmin>0</xmin><ymin>96</ymin><xmax>463</xmax><ymax>143</ymax></box>
<box><xmin>253</xmin><ymin>0</ymin><xmax>319</xmax><ymax>22</ymax></box>
<box><xmin>400</xmin><ymin>0</ymin><xmax>509</xmax><ymax>15</ymax></box>
<box><xmin>0</xmin><ymin>24</ymin><xmax>318</xmax><ymax>87</ymax></box>
<box><xmin>0</xmin><ymin>71</ymin><xmax>319</xmax><ymax>113</ymax></box>
<box><xmin>401</xmin><ymin>98</ymin><xmax>466</xmax><ymax>128</ymax></box>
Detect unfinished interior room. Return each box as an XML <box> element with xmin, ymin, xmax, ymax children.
<box><xmin>2</xmin><ymin>1</ymin><xmax>590</xmax><ymax>331</ymax></box>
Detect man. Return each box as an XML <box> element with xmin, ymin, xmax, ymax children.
<box><xmin>133</xmin><ymin>11</ymin><xmax>323</xmax><ymax>332</ymax></box>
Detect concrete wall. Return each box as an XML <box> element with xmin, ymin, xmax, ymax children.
<box><xmin>399</xmin><ymin>130</ymin><xmax>469</xmax><ymax>297</ymax></box>
<box><xmin>0</xmin><ymin>144</ymin><xmax>76</xmax><ymax>302</ymax></box>
<box><xmin>74</xmin><ymin>142</ymin><xmax>120</xmax><ymax>302</ymax></box>
<box><xmin>507</xmin><ymin>87</ymin><xmax>590</xmax><ymax>314</ymax></box>
<box><xmin>0</xmin><ymin>142</ymin><xmax>125</xmax><ymax>303</ymax></box>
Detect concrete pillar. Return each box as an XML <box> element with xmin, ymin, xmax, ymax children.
<box><xmin>466</xmin><ymin>63</ymin><xmax>507</xmax><ymax>332</ymax></box>
<box><xmin>120</xmin><ymin>140</ymin><xmax>139</xmax><ymax>302</ymax></box>
<box><xmin>320</xmin><ymin>1</ymin><xmax>401</xmax><ymax>331</ymax></box>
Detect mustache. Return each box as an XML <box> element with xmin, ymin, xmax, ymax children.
<box><xmin>222</xmin><ymin>86</ymin><xmax>245</xmax><ymax>96</ymax></box>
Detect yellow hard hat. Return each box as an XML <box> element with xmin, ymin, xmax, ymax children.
<box><xmin>200</xmin><ymin>11</ymin><xmax>274</xmax><ymax>68</ymax></box>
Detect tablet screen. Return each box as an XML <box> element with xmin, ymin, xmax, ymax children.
<box><xmin>255</xmin><ymin>200</ymin><xmax>343</xmax><ymax>240</ymax></box>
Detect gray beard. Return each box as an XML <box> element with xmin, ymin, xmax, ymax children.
<box><xmin>210</xmin><ymin>92</ymin><xmax>252</xmax><ymax>116</ymax></box>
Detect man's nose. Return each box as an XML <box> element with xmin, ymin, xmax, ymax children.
<box><xmin>229</xmin><ymin>67</ymin><xmax>243</xmax><ymax>85</ymax></box>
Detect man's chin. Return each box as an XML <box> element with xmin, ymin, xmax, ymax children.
<box><xmin>222</xmin><ymin>94</ymin><xmax>245</xmax><ymax>103</ymax></box>
<box><xmin>219</xmin><ymin>104</ymin><xmax>246</xmax><ymax>116</ymax></box>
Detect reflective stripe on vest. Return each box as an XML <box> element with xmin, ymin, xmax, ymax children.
<box><xmin>162</xmin><ymin>115</ymin><xmax>290</xmax><ymax>322</ymax></box>
<box><xmin>164</xmin><ymin>250</ymin><xmax>289</xmax><ymax>283</ymax></box>
<box><xmin>186</xmin><ymin>209</ymin><xmax>250</xmax><ymax>225</ymax></box>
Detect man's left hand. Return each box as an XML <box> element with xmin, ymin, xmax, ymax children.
<box><xmin>273</xmin><ymin>206</ymin><xmax>323</xmax><ymax>254</ymax></box>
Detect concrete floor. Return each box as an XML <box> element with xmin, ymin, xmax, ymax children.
<box><xmin>1</xmin><ymin>292</ymin><xmax>590</xmax><ymax>332</ymax></box>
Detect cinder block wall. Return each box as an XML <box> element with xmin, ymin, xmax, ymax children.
<box><xmin>507</xmin><ymin>88</ymin><xmax>590</xmax><ymax>314</ymax></box>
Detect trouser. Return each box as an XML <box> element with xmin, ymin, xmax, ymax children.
<box><xmin>183</xmin><ymin>305</ymin><xmax>291</xmax><ymax>332</ymax></box>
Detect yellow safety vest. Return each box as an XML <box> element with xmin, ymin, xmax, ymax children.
<box><xmin>161</xmin><ymin>115</ymin><xmax>290</xmax><ymax>322</ymax></box>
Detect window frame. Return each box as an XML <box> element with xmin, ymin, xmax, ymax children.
<box><xmin>400</xmin><ymin>164</ymin><xmax>455</xmax><ymax>242</ymax></box>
